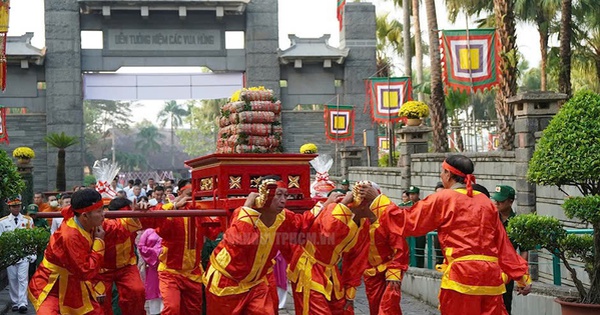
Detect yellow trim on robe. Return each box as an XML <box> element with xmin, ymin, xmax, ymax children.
<box><xmin>438</xmin><ymin>248</ymin><xmax>507</xmax><ymax>296</ymax></box>
<box><xmin>204</xmin><ymin>208</ymin><xmax>285</xmax><ymax>296</ymax></box>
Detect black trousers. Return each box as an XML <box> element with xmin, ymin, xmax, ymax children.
<box><xmin>503</xmin><ymin>280</ymin><xmax>514</xmax><ymax>314</ymax></box>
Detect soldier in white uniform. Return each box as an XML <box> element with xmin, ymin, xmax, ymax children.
<box><xmin>0</xmin><ymin>195</ymin><xmax>35</xmax><ymax>314</ymax></box>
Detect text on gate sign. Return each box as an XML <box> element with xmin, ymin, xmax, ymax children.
<box><xmin>107</xmin><ymin>29</ymin><xmax>222</xmax><ymax>51</ymax></box>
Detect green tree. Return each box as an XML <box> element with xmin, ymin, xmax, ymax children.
<box><xmin>445</xmin><ymin>89</ymin><xmax>469</xmax><ymax>152</ymax></box>
<box><xmin>157</xmin><ymin>101</ymin><xmax>190</xmax><ymax>169</ymax></box>
<box><xmin>115</xmin><ymin>152</ymin><xmax>148</xmax><ymax>172</ymax></box>
<box><xmin>514</xmin><ymin>0</ymin><xmax>560</xmax><ymax>91</ymax></box>
<box><xmin>494</xmin><ymin>0</ymin><xmax>519</xmax><ymax>150</ymax></box>
<box><xmin>425</xmin><ymin>0</ymin><xmax>449</xmax><ymax>152</ymax></box>
<box><xmin>44</xmin><ymin>132</ymin><xmax>79</xmax><ymax>192</ymax></box>
<box><xmin>519</xmin><ymin>67</ymin><xmax>542</xmax><ymax>92</ymax></box>
<box><xmin>84</xmin><ymin>100</ymin><xmax>133</xmax><ymax>166</ymax></box>
<box><xmin>135</xmin><ymin>122</ymin><xmax>164</xmax><ymax>155</ymax></box>
<box><xmin>177</xmin><ymin>99</ymin><xmax>225</xmax><ymax>157</ymax></box>
<box><xmin>0</xmin><ymin>149</ymin><xmax>25</xmax><ymax>202</ymax></box>
<box><xmin>526</xmin><ymin>90</ymin><xmax>600</xmax><ymax>304</ymax></box>
<box><xmin>558</xmin><ymin>0</ymin><xmax>572</xmax><ymax>96</ymax></box>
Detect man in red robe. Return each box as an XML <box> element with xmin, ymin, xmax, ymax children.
<box><xmin>141</xmin><ymin>180</ymin><xmax>221</xmax><ymax>315</ymax></box>
<box><xmin>354</xmin><ymin>182</ymin><xmax>410</xmax><ymax>315</ymax></box>
<box><xmin>98</xmin><ymin>197</ymin><xmax>146</xmax><ymax>315</ymax></box>
<box><xmin>28</xmin><ymin>189</ymin><xmax>107</xmax><ymax>315</ymax></box>
<box><xmin>287</xmin><ymin>191</ymin><xmax>369</xmax><ymax>315</ymax></box>
<box><xmin>359</xmin><ymin>155</ymin><xmax>532</xmax><ymax>315</ymax></box>
<box><xmin>203</xmin><ymin>177</ymin><xmax>315</xmax><ymax>315</ymax></box>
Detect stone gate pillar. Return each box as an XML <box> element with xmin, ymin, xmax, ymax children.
<box><xmin>341</xmin><ymin>3</ymin><xmax>377</xmax><ymax>166</ymax></box>
<box><xmin>397</xmin><ymin>126</ymin><xmax>432</xmax><ymax>190</ymax></box>
<box><xmin>45</xmin><ymin>0</ymin><xmax>84</xmax><ymax>190</ymax></box>
<box><xmin>507</xmin><ymin>92</ymin><xmax>566</xmax><ymax>215</ymax></box>
<box><xmin>245</xmin><ymin>0</ymin><xmax>280</xmax><ymax>97</ymax></box>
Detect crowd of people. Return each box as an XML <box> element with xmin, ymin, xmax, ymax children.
<box><xmin>1</xmin><ymin>155</ymin><xmax>532</xmax><ymax>315</ymax></box>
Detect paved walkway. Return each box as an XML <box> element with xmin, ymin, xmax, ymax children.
<box><xmin>1</xmin><ymin>284</ymin><xmax>438</xmax><ymax>315</ymax></box>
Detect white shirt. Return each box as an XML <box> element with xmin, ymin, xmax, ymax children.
<box><xmin>51</xmin><ymin>217</ymin><xmax>64</xmax><ymax>234</ymax></box>
<box><xmin>0</xmin><ymin>213</ymin><xmax>34</xmax><ymax>234</ymax></box>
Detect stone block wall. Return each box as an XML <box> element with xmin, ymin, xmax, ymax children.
<box><xmin>45</xmin><ymin>0</ymin><xmax>85</xmax><ymax>190</ymax></box>
<box><xmin>3</xmin><ymin>115</ymin><xmax>49</xmax><ymax>192</ymax></box>
<box><xmin>245</xmin><ymin>0</ymin><xmax>280</xmax><ymax>97</ymax></box>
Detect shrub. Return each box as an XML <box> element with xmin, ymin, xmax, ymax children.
<box><xmin>524</xmin><ymin>89</ymin><xmax>600</xmax><ymax>304</ymax></box>
<box><xmin>0</xmin><ymin>149</ymin><xmax>25</xmax><ymax>202</ymax></box>
<box><xmin>0</xmin><ymin>228</ymin><xmax>50</xmax><ymax>270</ymax></box>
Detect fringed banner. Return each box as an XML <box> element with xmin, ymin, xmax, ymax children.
<box><xmin>324</xmin><ymin>104</ymin><xmax>354</xmax><ymax>143</ymax></box>
<box><xmin>0</xmin><ymin>106</ymin><xmax>8</xmax><ymax>144</ymax></box>
<box><xmin>337</xmin><ymin>0</ymin><xmax>346</xmax><ymax>31</ymax></box>
<box><xmin>378</xmin><ymin>136</ymin><xmax>390</xmax><ymax>152</ymax></box>
<box><xmin>0</xmin><ymin>1</ymin><xmax>9</xmax><ymax>91</ymax></box>
<box><xmin>441</xmin><ymin>29</ymin><xmax>500</xmax><ymax>93</ymax></box>
<box><xmin>366</xmin><ymin>77</ymin><xmax>412</xmax><ymax>124</ymax></box>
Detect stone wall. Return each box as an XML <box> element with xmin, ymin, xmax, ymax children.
<box><xmin>3</xmin><ymin>114</ymin><xmax>49</xmax><ymax>192</ymax></box>
<box><xmin>45</xmin><ymin>0</ymin><xmax>85</xmax><ymax>190</ymax></box>
<box><xmin>403</xmin><ymin>268</ymin><xmax>578</xmax><ymax>315</ymax></box>
<box><xmin>348</xmin><ymin>149</ymin><xmax>590</xmax><ymax>288</ymax></box>
<box><xmin>245</xmin><ymin>0</ymin><xmax>280</xmax><ymax>97</ymax></box>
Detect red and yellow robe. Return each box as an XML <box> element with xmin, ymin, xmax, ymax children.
<box><xmin>362</xmin><ymin>200</ymin><xmax>409</xmax><ymax>315</ymax></box>
<box><xmin>204</xmin><ymin>207</ymin><xmax>314</xmax><ymax>314</ymax></box>
<box><xmin>287</xmin><ymin>202</ymin><xmax>368</xmax><ymax>315</ymax></box>
<box><xmin>98</xmin><ymin>218</ymin><xmax>145</xmax><ymax>315</ymax></box>
<box><xmin>373</xmin><ymin>189</ymin><xmax>531</xmax><ymax>314</ymax></box>
<box><xmin>28</xmin><ymin>217</ymin><xmax>106</xmax><ymax>315</ymax></box>
<box><xmin>141</xmin><ymin>203</ymin><xmax>221</xmax><ymax>282</ymax></box>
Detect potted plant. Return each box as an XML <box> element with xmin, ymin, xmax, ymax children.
<box><xmin>12</xmin><ymin>146</ymin><xmax>35</xmax><ymax>164</ymax></box>
<box><xmin>508</xmin><ymin>90</ymin><xmax>600</xmax><ymax>314</ymax></box>
<box><xmin>399</xmin><ymin>101</ymin><xmax>429</xmax><ymax>126</ymax></box>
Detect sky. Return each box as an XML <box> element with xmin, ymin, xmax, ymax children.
<box><xmin>9</xmin><ymin>0</ymin><xmax>541</xmax><ymax>123</ymax></box>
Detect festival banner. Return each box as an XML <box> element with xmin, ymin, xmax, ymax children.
<box><xmin>324</xmin><ymin>104</ymin><xmax>354</xmax><ymax>143</ymax></box>
<box><xmin>378</xmin><ymin>136</ymin><xmax>390</xmax><ymax>152</ymax></box>
<box><xmin>441</xmin><ymin>29</ymin><xmax>500</xmax><ymax>93</ymax></box>
<box><xmin>0</xmin><ymin>106</ymin><xmax>8</xmax><ymax>144</ymax></box>
<box><xmin>337</xmin><ymin>0</ymin><xmax>346</xmax><ymax>31</ymax></box>
<box><xmin>365</xmin><ymin>77</ymin><xmax>412</xmax><ymax>123</ymax></box>
<box><xmin>0</xmin><ymin>1</ymin><xmax>9</xmax><ymax>91</ymax></box>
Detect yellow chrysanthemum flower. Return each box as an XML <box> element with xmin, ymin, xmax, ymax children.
<box><xmin>399</xmin><ymin>101</ymin><xmax>430</xmax><ymax>119</ymax></box>
<box><xmin>12</xmin><ymin>147</ymin><xmax>35</xmax><ymax>159</ymax></box>
<box><xmin>300</xmin><ymin>143</ymin><xmax>318</xmax><ymax>154</ymax></box>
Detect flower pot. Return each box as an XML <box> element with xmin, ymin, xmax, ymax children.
<box><xmin>555</xmin><ymin>297</ymin><xmax>600</xmax><ymax>315</ymax></box>
<box><xmin>17</xmin><ymin>157</ymin><xmax>31</xmax><ymax>164</ymax></box>
<box><xmin>406</xmin><ymin>118</ymin><xmax>422</xmax><ymax>126</ymax></box>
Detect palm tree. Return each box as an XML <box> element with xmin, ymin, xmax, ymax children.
<box><xmin>376</xmin><ymin>13</ymin><xmax>403</xmax><ymax>77</ymax></box>
<box><xmin>157</xmin><ymin>101</ymin><xmax>189</xmax><ymax>169</ymax></box>
<box><xmin>494</xmin><ymin>0</ymin><xmax>518</xmax><ymax>150</ymax></box>
<box><xmin>44</xmin><ymin>132</ymin><xmax>79</xmax><ymax>191</ymax></box>
<box><xmin>412</xmin><ymin>0</ymin><xmax>425</xmax><ymax>101</ymax></box>
<box><xmin>514</xmin><ymin>0</ymin><xmax>560</xmax><ymax>91</ymax></box>
<box><xmin>559</xmin><ymin>0</ymin><xmax>572</xmax><ymax>97</ymax></box>
<box><xmin>135</xmin><ymin>125</ymin><xmax>164</xmax><ymax>155</ymax></box>
<box><xmin>424</xmin><ymin>0</ymin><xmax>448</xmax><ymax>152</ymax></box>
<box><xmin>445</xmin><ymin>90</ymin><xmax>470</xmax><ymax>152</ymax></box>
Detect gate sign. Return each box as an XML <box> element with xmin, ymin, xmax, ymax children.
<box><xmin>106</xmin><ymin>29</ymin><xmax>223</xmax><ymax>53</ymax></box>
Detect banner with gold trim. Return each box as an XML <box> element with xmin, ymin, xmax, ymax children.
<box><xmin>441</xmin><ymin>29</ymin><xmax>499</xmax><ymax>93</ymax></box>
<box><xmin>0</xmin><ymin>0</ymin><xmax>9</xmax><ymax>91</ymax></box>
<box><xmin>366</xmin><ymin>77</ymin><xmax>412</xmax><ymax>123</ymax></box>
<box><xmin>324</xmin><ymin>104</ymin><xmax>354</xmax><ymax>143</ymax></box>
<box><xmin>0</xmin><ymin>106</ymin><xmax>8</xmax><ymax>144</ymax></box>
<box><xmin>378</xmin><ymin>136</ymin><xmax>390</xmax><ymax>152</ymax></box>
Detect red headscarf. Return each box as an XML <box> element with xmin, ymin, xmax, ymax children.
<box><xmin>61</xmin><ymin>200</ymin><xmax>104</xmax><ymax>219</ymax></box>
<box><xmin>442</xmin><ymin>160</ymin><xmax>476</xmax><ymax>197</ymax></box>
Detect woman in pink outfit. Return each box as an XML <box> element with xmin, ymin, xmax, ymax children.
<box><xmin>138</xmin><ymin>228</ymin><xmax>163</xmax><ymax>315</ymax></box>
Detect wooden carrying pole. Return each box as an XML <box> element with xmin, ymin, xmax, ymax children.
<box><xmin>34</xmin><ymin>209</ymin><xmax>229</xmax><ymax>219</ymax></box>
